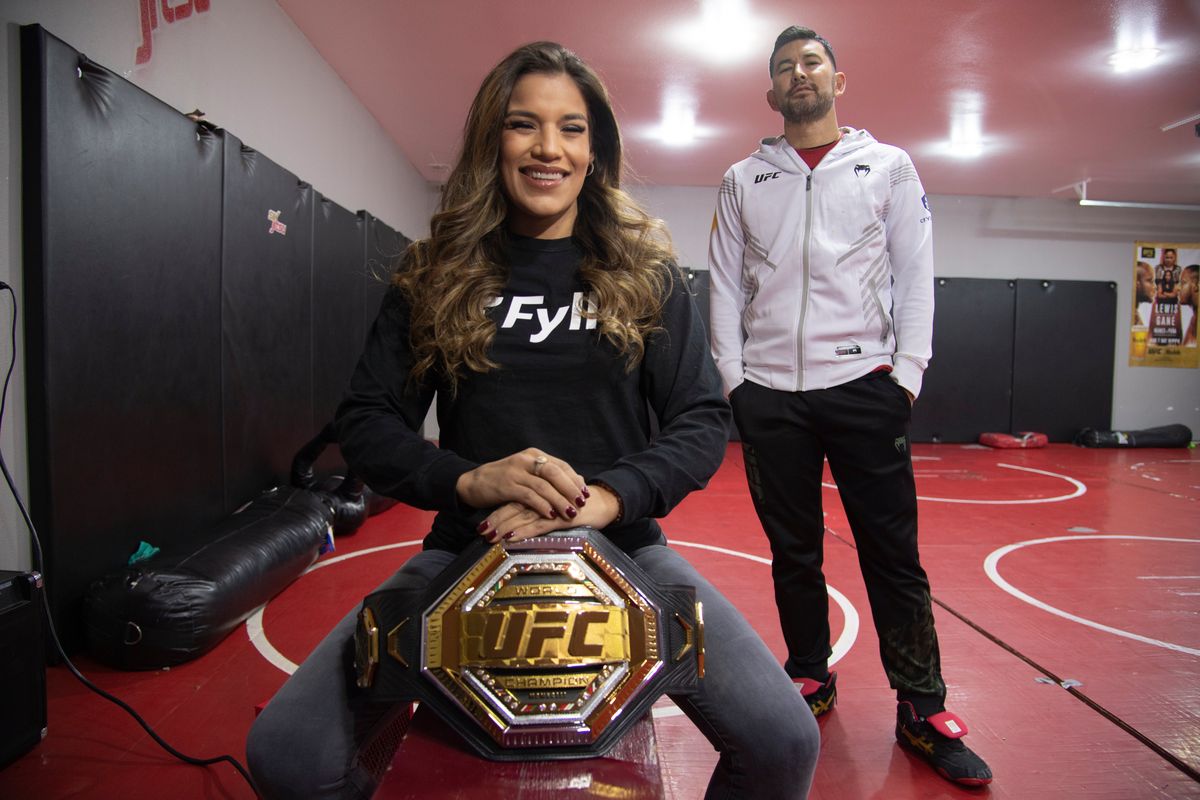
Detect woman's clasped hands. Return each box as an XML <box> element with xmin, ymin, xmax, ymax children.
<box><xmin>456</xmin><ymin>448</ymin><xmax>621</xmax><ymax>543</ymax></box>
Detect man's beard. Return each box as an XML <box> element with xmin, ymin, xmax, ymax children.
<box><xmin>779</xmin><ymin>88</ymin><xmax>834</xmax><ymax>124</ymax></box>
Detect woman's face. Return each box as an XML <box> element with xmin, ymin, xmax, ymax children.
<box><xmin>499</xmin><ymin>72</ymin><xmax>592</xmax><ymax>239</ymax></box>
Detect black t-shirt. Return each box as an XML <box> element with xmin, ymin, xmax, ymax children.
<box><xmin>336</xmin><ymin>234</ymin><xmax>731</xmax><ymax>554</ymax></box>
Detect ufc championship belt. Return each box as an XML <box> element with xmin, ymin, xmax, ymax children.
<box><xmin>353</xmin><ymin>528</ymin><xmax>704</xmax><ymax>760</ymax></box>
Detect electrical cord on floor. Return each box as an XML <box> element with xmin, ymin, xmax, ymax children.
<box><xmin>0</xmin><ymin>283</ymin><xmax>262</xmax><ymax>798</ymax></box>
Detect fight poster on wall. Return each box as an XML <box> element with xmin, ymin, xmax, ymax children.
<box><xmin>1130</xmin><ymin>242</ymin><xmax>1199</xmax><ymax>368</ymax></box>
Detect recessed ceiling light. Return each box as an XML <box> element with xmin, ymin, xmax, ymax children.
<box><xmin>1107</xmin><ymin>47</ymin><xmax>1161</xmax><ymax>73</ymax></box>
<box><xmin>946</xmin><ymin>91</ymin><xmax>984</xmax><ymax>159</ymax></box>
<box><xmin>666</xmin><ymin>0</ymin><xmax>771</xmax><ymax>65</ymax></box>
<box><xmin>655</xmin><ymin>87</ymin><xmax>699</xmax><ymax>146</ymax></box>
<box><xmin>1110</xmin><ymin>11</ymin><xmax>1160</xmax><ymax>74</ymax></box>
<box><xmin>946</xmin><ymin>140</ymin><xmax>984</xmax><ymax>159</ymax></box>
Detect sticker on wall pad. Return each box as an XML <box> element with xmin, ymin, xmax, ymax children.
<box><xmin>267</xmin><ymin>209</ymin><xmax>288</xmax><ymax>236</ymax></box>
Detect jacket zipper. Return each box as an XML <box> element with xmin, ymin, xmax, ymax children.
<box><xmin>799</xmin><ymin>172</ymin><xmax>813</xmax><ymax>390</ymax></box>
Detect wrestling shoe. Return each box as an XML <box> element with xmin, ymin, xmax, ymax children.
<box><xmin>794</xmin><ymin>671</ymin><xmax>837</xmax><ymax>718</ymax></box>
<box><xmin>895</xmin><ymin>701</ymin><xmax>993</xmax><ymax>786</ymax></box>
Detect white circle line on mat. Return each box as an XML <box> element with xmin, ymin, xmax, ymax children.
<box><xmin>247</xmin><ymin>539</ymin><xmax>425</xmax><ymax>675</ymax></box>
<box><xmin>247</xmin><ymin>538</ymin><xmax>863</xmax><ymax>697</ymax></box>
<box><xmin>983</xmin><ymin>534</ymin><xmax>1200</xmax><ymax>657</ymax></box>
<box><xmin>823</xmin><ymin>462</ymin><xmax>1087</xmax><ymax>505</ymax></box>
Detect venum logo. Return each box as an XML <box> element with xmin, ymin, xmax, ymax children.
<box><xmin>754</xmin><ymin>171</ymin><xmax>781</xmax><ymax>184</ymax></box>
<box><xmin>854</xmin><ymin>164</ymin><xmax>871</xmax><ymax>177</ymax></box>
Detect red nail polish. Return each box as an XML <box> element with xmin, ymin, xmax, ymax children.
<box><xmin>502</xmin><ymin>531</ymin><xmax>514</xmax><ymax>540</ymax></box>
<box><xmin>565</xmin><ymin>507</ymin><xmax>577</xmax><ymax>519</ymax></box>
<box><xmin>477</xmin><ymin>520</ymin><xmax>490</xmax><ymax>533</ymax></box>
<box><xmin>581</xmin><ymin>486</ymin><xmax>591</xmax><ymax>498</ymax></box>
<box><xmin>549</xmin><ymin>508</ymin><xmax>559</xmax><ymax>519</ymax></box>
<box><xmin>574</xmin><ymin>495</ymin><xmax>585</xmax><ymax>507</ymax></box>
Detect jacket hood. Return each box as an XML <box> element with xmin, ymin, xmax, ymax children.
<box><xmin>752</xmin><ymin>127</ymin><xmax>876</xmax><ymax>173</ymax></box>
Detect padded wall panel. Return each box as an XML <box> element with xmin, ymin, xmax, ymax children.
<box><xmin>682</xmin><ymin>269</ymin><xmax>738</xmax><ymax>441</ymax></box>
<box><xmin>312</xmin><ymin>196</ymin><xmax>366</xmax><ymax>425</ymax></box>
<box><xmin>221</xmin><ymin>135</ymin><xmax>315</xmax><ymax>509</ymax></box>
<box><xmin>20</xmin><ymin>26</ymin><xmax>225</xmax><ymax>649</ymax></box>
<box><xmin>363</xmin><ymin>214</ymin><xmax>408</xmax><ymax>342</ymax></box>
<box><xmin>310</xmin><ymin>196</ymin><xmax>366</xmax><ymax>471</ymax></box>
<box><xmin>1011</xmin><ymin>279</ymin><xmax>1116</xmax><ymax>441</ymax></box>
<box><xmin>911</xmin><ymin>278</ymin><xmax>1016</xmax><ymax>443</ymax></box>
<box><xmin>684</xmin><ymin>268</ymin><xmax>710</xmax><ymax>337</ymax></box>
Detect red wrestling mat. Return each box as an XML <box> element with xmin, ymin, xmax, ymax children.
<box><xmin>2</xmin><ymin>444</ymin><xmax>1198</xmax><ymax>799</ymax></box>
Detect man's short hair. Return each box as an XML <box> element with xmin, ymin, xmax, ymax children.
<box><xmin>770</xmin><ymin>26</ymin><xmax>837</xmax><ymax>76</ymax></box>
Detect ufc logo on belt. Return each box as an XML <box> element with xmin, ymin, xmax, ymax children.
<box><xmin>460</xmin><ymin>603</ymin><xmax>629</xmax><ymax>666</ymax></box>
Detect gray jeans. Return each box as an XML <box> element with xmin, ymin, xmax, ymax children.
<box><xmin>247</xmin><ymin>544</ymin><xmax>819</xmax><ymax>799</ymax></box>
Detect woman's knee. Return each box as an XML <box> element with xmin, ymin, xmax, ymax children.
<box><xmin>247</xmin><ymin>709</ymin><xmax>310</xmax><ymax>798</ymax></box>
<box><xmin>739</xmin><ymin>709</ymin><xmax>820</xmax><ymax>793</ymax></box>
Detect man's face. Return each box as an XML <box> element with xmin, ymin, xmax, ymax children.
<box><xmin>767</xmin><ymin>39</ymin><xmax>844</xmax><ymax>125</ymax></box>
<box><xmin>1181</xmin><ymin>269</ymin><xmax>1198</xmax><ymax>305</ymax></box>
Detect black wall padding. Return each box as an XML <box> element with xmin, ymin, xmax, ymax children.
<box><xmin>364</xmin><ymin>214</ymin><xmax>408</xmax><ymax>342</ymax></box>
<box><xmin>312</xmin><ymin>196</ymin><xmax>366</xmax><ymax>441</ymax></box>
<box><xmin>684</xmin><ymin>268</ymin><xmax>711</xmax><ymax>337</ymax></box>
<box><xmin>221</xmin><ymin>134</ymin><xmax>316</xmax><ymax>510</ymax></box>
<box><xmin>21</xmin><ymin>26</ymin><xmax>226</xmax><ymax>649</ymax></box>
<box><xmin>1011</xmin><ymin>280</ymin><xmax>1116</xmax><ymax>442</ymax></box>
<box><xmin>83</xmin><ymin>487</ymin><xmax>332</xmax><ymax>670</ymax></box>
<box><xmin>912</xmin><ymin>278</ymin><xmax>1016</xmax><ymax>443</ymax></box>
<box><xmin>20</xmin><ymin>25</ymin><xmax>415</xmax><ymax>653</ymax></box>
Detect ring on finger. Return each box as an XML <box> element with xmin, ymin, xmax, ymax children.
<box><xmin>532</xmin><ymin>455</ymin><xmax>548</xmax><ymax>477</ymax></box>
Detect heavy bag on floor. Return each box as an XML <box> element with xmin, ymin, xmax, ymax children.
<box><xmin>317</xmin><ymin>473</ymin><xmax>368</xmax><ymax>537</ymax></box>
<box><xmin>1073</xmin><ymin>424</ymin><xmax>1193</xmax><ymax>448</ymax></box>
<box><xmin>291</xmin><ymin>422</ymin><xmax>398</xmax><ymax>523</ymax></box>
<box><xmin>84</xmin><ymin>486</ymin><xmax>333</xmax><ymax>670</ymax></box>
<box><xmin>979</xmin><ymin>431</ymin><xmax>1048</xmax><ymax>449</ymax></box>
<box><xmin>290</xmin><ymin>421</ymin><xmax>338</xmax><ymax>490</ymax></box>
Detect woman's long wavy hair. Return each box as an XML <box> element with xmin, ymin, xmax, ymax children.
<box><xmin>395</xmin><ymin>41</ymin><xmax>676</xmax><ymax>391</ymax></box>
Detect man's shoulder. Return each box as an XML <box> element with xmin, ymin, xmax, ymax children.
<box><xmin>723</xmin><ymin>137</ymin><xmax>788</xmax><ymax>174</ymax></box>
<box><xmin>840</xmin><ymin>131</ymin><xmax>911</xmax><ymax>163</ymax></box>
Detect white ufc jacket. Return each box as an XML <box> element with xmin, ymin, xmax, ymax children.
<box><xmin>708</xmin><ymin>128</ymin><xmax>934</xmax><ymax>399</ymax></box>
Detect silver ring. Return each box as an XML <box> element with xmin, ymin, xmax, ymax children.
<box><xmin>532</xmin><ymin>456</ymin><xmax>548</xmax><ymax>476</ymax></box>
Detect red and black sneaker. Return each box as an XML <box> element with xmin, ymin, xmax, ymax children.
<box><xmin>895</xmin><ymin>701</ymin><xmax>993</xmax><ymax>786</ymax></box>
<box><xmin>794</xmin><ymin>671</ymin><xmax>837</xmax><ymax>718</ymax></box>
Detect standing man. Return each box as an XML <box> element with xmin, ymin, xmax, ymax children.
<box><xmin>707</xmin><ymin>26</ymin><xmax>992</xmax><ymax>786</ymax></box>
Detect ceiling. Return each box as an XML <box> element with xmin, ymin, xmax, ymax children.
<box><xmin>276</xmin><ymin>0</ymin><xmax>1200</xmax><ymax>207</ymax></box>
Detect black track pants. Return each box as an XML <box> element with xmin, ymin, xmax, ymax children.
<box><xmin>730</xmin><ymin>371</ymin><xmax>946</xmax><ymax>707</ymax></box>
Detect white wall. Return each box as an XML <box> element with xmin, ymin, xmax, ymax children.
<box><xmin>2</xmin><ymin>2</ymin><xmax>1196</xmax><ymax>573</ymax></box>
<box><xmin>0</xmin><ymin>0</ymin><xmax>439</xmax><ymax>571</ymax></box>
<box><xmin>631</xmin><ymin>184</ymin><xmax>1200</xmax><ymax>434</ymax></box>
